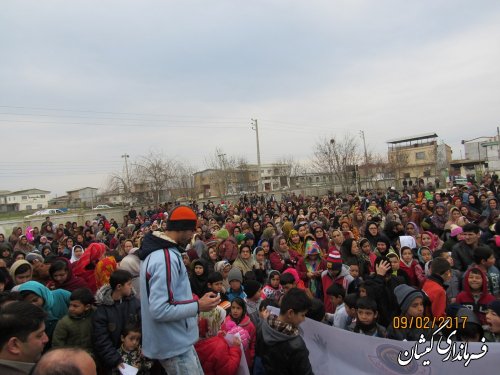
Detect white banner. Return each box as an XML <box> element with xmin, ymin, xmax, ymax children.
<box><xmin>268</xmin><ymin>307</ymin><xmax>499</xmax><ymax>374</ymax></box>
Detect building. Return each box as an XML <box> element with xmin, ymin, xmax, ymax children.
<box><xmin>66</xmin><ymin>187</ymin><xmax>99</xmax><ymax>207</ymax></box>
<box><xmin>450</xmin><ymin>136</ymin><xmax>500</xmax><ymax>182</ymax></box>
<box><xmin>0</xmin><ymin>188</ymin><xmax>51</xmax><ymax>212</ymax></box>
<box><xmin>387</xmin><ymin>133</ymin><xmax>452</xmax><ymax>188</ymax></box>
<box><xmin>193</xmin><ymin>163</ymin><xmax>291</xmax><ymax>199</ymax></box>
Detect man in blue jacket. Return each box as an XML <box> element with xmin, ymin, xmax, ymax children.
<box><xmin>138</xmin><ymin>206</ymin><xmax>220</xmax><ymax>375</ymax></box>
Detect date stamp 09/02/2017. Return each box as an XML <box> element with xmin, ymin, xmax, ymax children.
<box><xmin>392</xmin><ymin>316</ymin><xmax>467</xmax><ymax>330</ymax></box>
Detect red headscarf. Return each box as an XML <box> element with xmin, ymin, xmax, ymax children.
<box><xmin>71</xmin><ymin>243</ymin><xmax>107</xmax><ymax>293</ymax></box>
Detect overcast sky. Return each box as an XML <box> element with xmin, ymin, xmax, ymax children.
<box><xmin>1</xmin><ymin>0</ymin><xmax>500</xmax><ymax>196</ymax></box>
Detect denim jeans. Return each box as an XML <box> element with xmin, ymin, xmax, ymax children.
<box><xmin>159</xmin><ymin>346</ymin><xmax>204</xmax><ymax>375</ymax></box>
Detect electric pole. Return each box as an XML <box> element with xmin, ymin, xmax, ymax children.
<box><xmin>359</xmin><ymin>130</ymin><xmax>368</xmax><ymax>191</ymax></box>
<box><xmin>217</xmin><ymin>152</ymin><xmax>227</xmax><ymax>198</ymax></box>
<box><xmin>121</xmin><ymin>154</ymin><xmax>131</xmax><ymax>197</ymax></box>
<box><xmin>251</xmin><ymin>119</ymin><xmax>262</xmax><ymax>193</ymax></box>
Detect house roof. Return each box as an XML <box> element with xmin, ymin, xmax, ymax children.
<box><xmin>66</xmin><ymin>187</ymin><xmax>98</xmax><ymax>193</ymax></box>
<box><xmin>386</xmin><ymin>132</ymin><xmax>438</xmax><ymax>144</ymax></box>
<box><xmin>0</xmin><ymin>188</ymin><xmax>50</xmax><ymax>196</ymax></box>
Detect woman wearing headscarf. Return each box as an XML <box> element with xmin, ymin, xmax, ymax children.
<box><xmin>13</xmin><ymin>235</ymin><xmax>34</xmax><ymax>253</ymax></box>
<box><xmin>48</xmin><ymin>257</ymin><xmax>88</xmax><ymax>292</ymax></box>
<box><xmin>8</xmin><ymin>226</ymin><xmax>22</xmax><ymax>248</ymax></box>
<box><xmin>119</xmin><ymin>247</ymin><xmax>141</xmax><ymax>298</ymax></box>
<box><xmin>287</xmin><ymin>229</ymin><xmax>304</xmax><ymax>256</ymax></box>
<box><xmin>232</xmin><ymin>244</ymin><xmax>257</xmax><ymax>276</ymax></box>
<box><xmin>71</xmin><ymin>242</ymin><xmax>107</xmax><ymax>293</ymax></box>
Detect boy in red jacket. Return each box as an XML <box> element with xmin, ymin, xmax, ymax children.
<box><xmin>422</xmin><ymin>257</ymin><xmax>451</xmax><ymax>318</ymax></box>
<box><xmin>456</xmin><ymin>267</ymin><xmax>495</xmax><ymax>325</ymax></box>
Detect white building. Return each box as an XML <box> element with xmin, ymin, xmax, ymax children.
<box><xmin>0</xmin><ymin>188</ymin><xmax>51</xmax><ymax>212</ymax></box>
<box><xmin>259</xmin><ymin>163</ymin><xmax>291</xmax><ymax>192</ymax></box>
<box><xmin>67</xmin><ymin>187</ymin><xmax>99</xmax><ymax>207</ymax></box>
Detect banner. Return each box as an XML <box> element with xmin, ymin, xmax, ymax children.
<box><xmin>269</xmin><ymin>307</ymin><xmax>498</xmax><ymax>374</ymax></box>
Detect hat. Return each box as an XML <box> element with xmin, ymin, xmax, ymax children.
<box><xmin>243</xmin><ymin>280</ymin><xmax>261</xmax><ymax>298</ymax></box>
<box><xmin>216</xmin><ymin>228</ymin><xmax>229</xmax><ymax>240</ymax></box>
<box><xmin>394</xmin><ymin>284</ymin><xmax>423</xmax><ymax>313</ymax></box>
<box><xmin>488</xmin><ymin>300</ymin><xmax>500</xmax><ymax>316</ymax></box>
<box><xmin>9</xmin><ymin>260</ymin><xmax>33</xmax><ymax>280</ymax></box>
<box><xmin>450</xmin><ymin>224</ymin><xmax>463</xmax><ymax>238</ymax></box>
<box><xmin>305</xmin><ymin>241</ymin><xmax>321</xmax><ymax>256</ymax></box>
<box><xmin>166</xmin><ymin>206</ymin><xmax>197</xmax><ymax>231</ymax></box>
<box><xmin>109</xmin><ymin>227</ymin><xmax>116</xmax><ymax>234</ymax></box>
<box><xmin>228</xmin><ymin>267</ymin><xmax>243</xmax><ymax>283</ymax></box>
<box><xmin>244</xmin><ymin>232</ymin><xmax>255</xmax><ymax>241</ymax></box>
<box><xmin>326</xmin><ymin>251</ymin><xmax>342</xmax><ymax>271</ymax></box>
<box><xmin>26</xmin><ymin>252</ymin><xmax>44</xmax><ymax>264</ymax></box>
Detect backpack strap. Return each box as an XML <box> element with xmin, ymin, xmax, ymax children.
<box><xmin>145</xmin><ymin>247</ymin><xmax>196</xmax><ymax>306</ymax></box>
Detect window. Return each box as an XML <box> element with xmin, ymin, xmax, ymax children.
<box><xmin>22</xmin><ymin>196</ymin><xmax>27</xmax><ymax>200</ymax></box>
<box><xmin>26</xmin><ymin>205</ymin><xmax>32</xmax><ymax>210</ymax></box>
<box><xmin>415</xmin><ymin>152</ymin><xmax>426</xmax><ymax>160</ymax></box>
<box><xmin>37</xmin><ymin>204</ymin><xmax>43</xmax><ymax>209</ymax></box>
<box><xmin>423</xmin><ymin>170</ymin><xmax>431</xmax><ymax>177</ymax></box>
<box><xmin>403</xmin><ymin>173</ymin><xmax>411</xmax><ymax>178</ymax></box>
<box><xmin>40</xmin><ymin>195</ymin><xmax>45</xmax><ymax>198</ymax></box>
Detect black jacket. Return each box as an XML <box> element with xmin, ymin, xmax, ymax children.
<box><xmin>256</xmin><ymin>319</ymin><xmax>314</xmax><ymax>375</ymax></box>
<box><xmin>92</xmin><ymin>285</ymin><xmax>141</xmax><ymax>369</ymax></box>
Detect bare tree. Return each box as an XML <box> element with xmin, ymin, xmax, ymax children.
<box><xmin>133</xmin><ymin>151</ymin><xmax>177</xmax><ymax>206</ymax></box>
<box><xmin>387</xmin><ymin>147</ymin><xmax>410</xmax><ymax>189</ymax></box>
<box><xmin>313</xmin><ymin>133</ymin><xmax>362</xmax><ymax>193</ymax></box>
<box><xmin>204</xmin><ymin>148</ymin><xmax>250</xmax><ymax>198</ymax></box>
<box><xmin>275</xmin><ymin>155</ymin><xmax>306</xmax><ymax>177</ymax></box>
<box><xmin>172</xmin><ymin>162</ymin><xmax>196</xmax><ymax>200</ymax></box>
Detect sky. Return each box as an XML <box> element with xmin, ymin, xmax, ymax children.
<box><xmin>1</xmin><ymin>0</ymin><xmax>500</xmax><ymax>196</ymax></box>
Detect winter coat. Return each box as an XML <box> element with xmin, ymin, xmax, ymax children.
<box><xmin>256</xmin><ymin>317</ymin><xmax>313</xmax><ymax>375</ymax></box>
<box><xmin>92</xmin><ymin>285</ymin><xmax>141</xmax><ymax>368</ymax></box>
<box><xmin>138</xmin><ymin>231</ymin><xmax>199</xmax><ymax>361</ymax></box>
<box><xmin>452</xmin><ymin>241</ymin><xmax>476</xmax><ymax>273</ymax></box>
<box><xmin>52</xmin><ymin>309</ymin><xmax>94</xmax><ymax>352</ymax></box>
<box><xmin>455</xmin><ymin>267</ymin><xmax>495</xmax><ymax>325</ymax></box>
<box><xmin>320</xmin><ymin>266</ymin><xmax>354</xmax><ymax>313</ymax></box>
<box><xmin>194</xmin><ymin>335</ymin><xmax>242</xmax><ymax>375</ymax></box>
<box><xmin>399</xmin><ymin>259</ymin><xmax>425</xmax><ymax>288</ymax></box>
<box><xmin>363</xmin><ymin>274</ymin><xmax>402</xmax><ymax>327</ymax></box>
<box><xmin>422</xmin><ymin>274</ymin><xmax>447</xmax><ymax>318</ymax></box>
<box><xmin>221</xmin><ymin>315</ymin><xmax>256</xmax><ymax>368</ymax></box>
<box><xmin>269</xmin><ymin>249</ymin><xmax>301</xmax><ymax>273</ymax></box>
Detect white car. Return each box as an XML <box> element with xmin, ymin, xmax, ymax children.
<box><xmin>25</xmin><ymin>209</ymin><xmax>65</xmax><ymax>219</ymax></box>
<box><xmin>92</xmin><ymin>205</ymin><xmax>112</xmax><ymax>210</ymax></box>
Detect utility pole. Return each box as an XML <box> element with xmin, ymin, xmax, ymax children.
<box><xmin>359</xmin><ymin>130</ymin><xmax>368</xmax><ymax>164</ymax></box>
<box><xmin>121</xmin><ymin>154</ymin><xmax>131</xmax><ymax>199</ymax></box>
<box><xmin>251</xmin><ymin>119</ymin><xmax>261</xmax><ymax>193</ymax></box>
<box><xmin>497</xmin><ymin>126</ymin><xmax>500</xmax><ymax>160</ymax></box>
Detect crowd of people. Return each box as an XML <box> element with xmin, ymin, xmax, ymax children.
<box><xmin>1</xmin><ymin>176</ymin><xmax>500</xmax><ymax>374</ymax></box>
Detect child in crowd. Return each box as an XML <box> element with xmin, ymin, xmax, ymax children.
<box><xmin>417</xmin><ymin>246</ymin><xmax>433</xmax><ymax>269</ymax></box>
<box><xmin>473</xmin><ymin>245</ymin><xmax>500</xmax><ymax>296</ymax></box>
<box><xmin>433</xmin><ymin>249</ymin><xmax>461</xmax><ymax>303</ymax></box>
<box><xmin>386</xmin><ymin>251</ymin><xmax>410</xmax><ymax>285</ymax></box>
<box><xmin>8</xmin><ymin>259</ymin><xmax>33</xmax><ymax>290</ymax></box>
<box><xmin>214</xmin><ymin>260</ymin><xmax>232</xmax><ymax>292</ymax></box>
<box><xmin>19</xmin><ymin>280</ymin><xmax>71</xmax><ymax>340</ymax></box>
<box><xmin>93</xmin><ymin>269</ymin><xmax>141</xmax><ymax>371</ymax></box>
<box><xmin>343</xmin><ymin>293</ymin><xmax>357</xmax><ymax>331</ymax></box>
<box><xmin>388</xmin><ymin>284</ymin><xmax>431</xmax><ymax>341</ymax></box>
<box><xmin>327</xmin><ymin>284</ymin><xmax>348</xmax><ymax>328</ymax></box>
<box><xmin>189</xmin><ymin>259</ymin><xmax>209</xmax><ymax>298</ymax></box>
<box><xmin>422</xmin><ymin>257</ymin><xmax>451</xmax><ymax>318</ymax></box>
<box><xmin>52</xmin><ymin>287</ymin><xmax>94</xmax><ymax>352</ymax></box>
<box><xmin>320</xmin><ymin>251</ymin><xmax>353</xmax><ymax>314</ymax></box>
<box><xmin>352</xmin><ymin>297</ymin><xmax>387</xmax><ymax>338</ymax></box>
<box><xmin>48</xmin><ymin>258</ymin><xmax>88</xmax><ymax>292</ymax></box>
<box><xmin>221</xmin><ymin>297</ymin><xmax>256</xmax><ymax>369</ymax></box>
<box><xmin>399</xmin><ymin>246</ymin><xmax>425</xmax><ymax>287</ymax></box>
<box><xmin>280</xmin><ymin>272</ymin><xmax>297</xmax><ymax>295</ymax></box>
<box><xmin>116</xmin><ymin>324</ymin><xmax>152</xmax><ymax>374</ymax></box>
<box><xmin>256</xmin><ymin>288</ymin><xmax>313</xmax><ymax>375</ymax></box>
<box><xmin>455</xmin><ymin>267</ymin><xmax>495</xmax><ymax>325</ymax></box>
<box><xmin>346</xmin><ymin>260</ymin><xmax>362</xmax><ymax>294</ymax></box>
<box><xmin>227</xmin><ymin>268</ymin><xmax>247</xmax><ymax>301</ymax></box>
<box><xmin>261</xmin><ymin>271</ymin><xmax>283</xmax><ymax>304</ymax></box>
<box><xmin>485</xmin><ymin>300</ymin><xmax>500</xmax><ymax>342</ymax></box>
<box><xmin>244</xmin><ymin>279</ymin><xmax>262</xmax><ymax>324</ymax></box>
<box><xmin>454</xmin><ymin>307</ymin><xmax>484</xmax><ymax>342</ymax></box>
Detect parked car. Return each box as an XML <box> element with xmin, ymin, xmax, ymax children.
<box><xmin>92</xmin><ymin>205</ymin><xmax>112</xmax><ymax>210</ymax></box>
<box><xmin>25</xmin><ymin>209</ymin><xmax>65</xmax><ymax>219</ymax></box>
